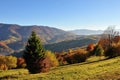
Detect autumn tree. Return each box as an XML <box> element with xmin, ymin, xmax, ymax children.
<box><xmin>98</xmin><ymin>26</ymin><xmax>120</xmax><ymax>58</ymax></box>
<box><xmin>0</xmin><ymin>64</ymin><xmax>8</xmax><ymax>70</ymax></box>
<box><xmin>0</xmin><ymin>56</ymin><xmax>7</xmax><ymax>70</ymax></box>
<box><xmin>65</xmin><ymin>48</ymin><xmax>88</xmax><ymax>64</ymax></box>
<box><xmin>23</xmin><ymin>31</ymin><xmax>49</xmax><ymax>73</ymax></box>
<box><xmin>99</xmin><ymin>26</ymin><xmax>119</xmax><ymax>51</ymax></box>
<box><xmin>105</xmin><ymin>45</ymin><xmax>120</xmax><ymax>58</ymax></box>
<box><xmin>17</xmin><ymin>58</ymin><xmax>26</xmax><ymax>68</ymax></box>
<box><xmin>0</xmin><ymin>55</ymin><xmax>17</xmax><ymax>70</ymax></box>
<box><xmin>45</xmin><ymin>50</ymin><xmax>59</xmax><ymax>67</ymax></box>
<box><xmin>5</xmin><ymin>56</ymin><xmax>17</xmax><ymax>69</ymax></box>
<box><xmin>87</xmin><ymin>43</ymin><xmax>95</xmax><ymax>56</ymax></box>
<box><xmin>87</xmin><ymin>43</ymin><xmax>95</xmax><ymax>52</ymax></box>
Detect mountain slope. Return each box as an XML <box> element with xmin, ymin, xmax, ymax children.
<box><xmin>12</xmin><ymin>35</ymin><xmax>99</xmax><ymax>57</ymax></box>
<box><xmin>0</xmin><ymin>23</ymin><xmax>76</xmax><ymax>43</ymax></box>
<box><xmin>0</xmin><ymin>23</ymin><xmax>76</xmax><ymax>55</ymax></box>
<box><xmin>44</xmin><ymin>37</ymin><xmax>99</xmax><ymax>52</ymax></box>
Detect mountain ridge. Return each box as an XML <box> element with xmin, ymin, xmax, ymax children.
<box><xmin>0</xmin><ymin>23</ymin><xmax>76</xmax><ymax>55</ymax></box>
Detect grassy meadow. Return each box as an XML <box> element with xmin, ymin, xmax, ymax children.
<box><xmin>0</xmin><ymin>56</ymin><xmax>120</xmax><ymax>80</ymax></box>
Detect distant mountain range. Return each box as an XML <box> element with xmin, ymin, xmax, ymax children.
<box><xmin>70</xmin><ymin>29</ymin><xmax>104</xmax><ymax>35</ymax></box>
<box><xmin>0</xmin><ymin>23</ymin><xmax>76</xmax><ymax>55</ymax></box>
<box><xmin>0</xmin><ymin>23</ymin><xmax>102</xmax><ymax>56</ymax></box>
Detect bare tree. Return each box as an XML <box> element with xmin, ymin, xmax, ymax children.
<box><xmin>98</xmin><ymin>26</ymin><xmax>119</xmax><ymax>51</ymax></box>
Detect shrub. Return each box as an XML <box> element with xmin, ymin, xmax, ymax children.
<box><xmin>87</xmin><ymin>43</ymin><xmax>95</xmax><ymax>52</ymax></box>
<box><xmin>94</xmin><ymin>45</ymin><xmax>104</xmax><ymax>56</ymax></box>
<box><xmin>37</xmin><ymin>57</ymin><xmax>51</xmax><ymax>72</ymax></box>
<box><xmin>56</xmin><ymin>53</ymin><xmax>68</xmax><ymax>65</ymax></box>
<box><xmin>65</xmin><ymin>53</ymin><xmax>88</xmax><ymax>64</ymax></box>
<box><xmin>17</xmin><ymin>58</ymin><xmax>26</xmax><ymax>68</ymax></box>
<box><xmin>65</xmin><ymin>48</ymin><xmax>88</xmax><ymax>64</ymax></box>
<box><xmin>0</xmin><ymin>64</ymin><xmax>8</xmax><ymax>70</ymax></box>
<box><xmin>105</xmin><ymin>45</ymin><xmax>120</xmax><ymax>58</ymax></box>
<box><xmin>5</xmin><ymin>56</ymin><xmax>17</xmax><ymax>69</ymax></box>
<box><xmin>74</xmin><ymin>53</ymin><xmax>88</xmax><ymax>62</ymax></box>
<box><xmin>28</xmin><ymin>57</ymin><xmax>51</xmax><ymax>73</ymax></box>
<box><xmin>98</xmin><ymin>27</ymin><xmax>120</xmax><ymax>58</ymax></box>
<box><xmin>0</xmin><ymin>56</ymin><xmax>6</xmax><ymax>65</ymax></box>
<box><xmin>45</xmin><ymin>50</ymin><xmax>59</xmax><ymax>67</ymax></box>
<box><xmin>0</xmin><ymin>55</ymin><xmax>17</xmax><ymax>69</ymax></box>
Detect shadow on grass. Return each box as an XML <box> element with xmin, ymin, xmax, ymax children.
<box><xmin>52</xmin><ymin>57</ymin><xmax>110</xmax><ymax>70</ymax></box>
<box><xmin>0</xmin><ymin>75</ymin><xmax>18</xmax><ymax>79</ymax></box>
<box><xmin>81</xmin><ymin>58</ymin><xmax>108</xmax><ymax>64</ymax></box>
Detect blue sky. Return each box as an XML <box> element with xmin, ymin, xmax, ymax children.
<box><xmin>0</xmin><ymin>0</ymin><xmax>120</xmax><ymax>30</ymax></box>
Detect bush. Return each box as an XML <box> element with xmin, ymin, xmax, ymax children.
<box><xmin>37</xmin><ymin>57</ymin><xmax>51</xmax><ymax>72</ymax></box>
<box><xmin>74</xmin><ymin>53</ymin><xmax>88</xmax><ymax>62</ymax></box>
<box><xmin>105</xmin><ymin>45</ymin><xmax>120</xmax><ymax>58</ymax></box>
<box><xmin>5</xmin><ymin>56</ymin><xmax>17</xmax><ymax>69</ymax></box>
<box><xmin>0</xmin><ymin>56</ymin><xmax>6</xmax><ymax>65</ymax></box>
<box><xmin>28</xmin><ymin>57</ymin><xmax>51</xmax><ymax>73</ymax></box>
<box><xmin>56</xmin><ymin>53</ymin><xmax>68</xmax><ymax>65</ymax></box>
<box><xmin>0</xmin><ymin>55</ymin><xmax>17</xmax><ymax>69</ymax></box>
<box><xmin>87</xmin><ymin>43</ymin><xmax>95</xmax><ymax>52</ymax></box>
<box><xmin>65</xmin><ymin>48</ymin><xmax>88</xmax><ymax>64</ymax></box>
<box><xmin>17</xmin><ymin>58</ymin><xmax>26</xmax><ymax>68</ymax></box>
<box><xmin>94</xmin><ymin>45</ymin><xmax>104</xmax><ymax>56</ymax></box>
<box><xmin>65</xmin><ymin>53</ymin><xmax>88</xmax><ymax>64</ymax></box>
<box><xmin>45</xmin><ymin>50</ymin><xmax>59</xmax><ymax>67</ymax></box>
<box><xmin>0</xmin><ymin>64</ymin><xmax>8</xmax><ymax>70</ymax></box>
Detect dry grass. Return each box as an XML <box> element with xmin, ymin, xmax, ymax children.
<box><xmin>0</xmin><ymin>56</ymin><xmax>120</xmax><ymax>80</ymax></box>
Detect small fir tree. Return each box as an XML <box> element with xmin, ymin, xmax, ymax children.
<box><xmin>23</xmin><ymin>31</ymin><xmax>46</xmax><ymax>73</ymax></box>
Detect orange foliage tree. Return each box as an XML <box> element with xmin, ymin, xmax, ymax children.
<box><xmin>17</xmin><ymin>58</ymin><xmax>26</xmax><ymax>68</ymax></box>
<box><xmin>0</xmin><ymin>55</ymin><xmax>17</xmax><ymax>70</ymax></box>
<box><xmin>87</xmin><ymin>43</ymin><xmax>95</xmax><ymax>52</ymax></box>
<box><xmin>64</xmin><ymin>48</ymin><xmax>88</xmax><ymax>64</ymax></box>
<box><xmin>98</xmin><ymin>26</ymin><xmax>120</xmax><ymax>58</ymax></box>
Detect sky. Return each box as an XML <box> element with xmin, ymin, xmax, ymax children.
<box><xmin>0</xmin><ymin>0</ymin><xmax>120</xmax><ymax>30</ymax></box>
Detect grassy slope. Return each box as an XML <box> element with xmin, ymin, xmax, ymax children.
<box><xmin>0</xmin><ymin>56</ymin><xmax>120</xmax><ymax>80</ymax></box>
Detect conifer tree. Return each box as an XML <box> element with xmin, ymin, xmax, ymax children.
<box><xmin>23</xmin><ymin>31</ymin><xmax>46</xmax><ymax>73</ymax></box>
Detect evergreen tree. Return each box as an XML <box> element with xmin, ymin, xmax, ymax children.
<box><xmin>23</xmin><ymin>31</ymin><xmax>46</xmax><ymax>73</ymax></box>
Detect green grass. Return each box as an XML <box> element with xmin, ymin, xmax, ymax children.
<box><xmin>0</xmin><ymin>56</ymin><xmax>120</xmax><ymax>80</ymax></box>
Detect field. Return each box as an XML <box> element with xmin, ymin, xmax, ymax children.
<box><xmin>0</xmin><ymin>56</ymin><xmax>120</xmax><ymax>80</ymax></box>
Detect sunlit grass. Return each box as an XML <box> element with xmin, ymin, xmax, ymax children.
<box><xmin>0</xmin><ymin>69</ymin><xmax>28</xmax><ymax>79</ymax></box>
<box><xmin>0</xmin><ymin>56</ymin><xmax>120</xmax><ymax>80</ymax></box>
<box><xmin>86</xmin><ymin>56</ymin><xmax>106</xmax><ymax>62</ymax></box>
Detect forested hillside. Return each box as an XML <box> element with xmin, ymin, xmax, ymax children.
<box><xmin>44</xmin><ymin>37</ymin><xmax>99</xmax><ymax>52</ymax></box>
<box><xmin>0</xmin><ymin>23</ymin><xmax>76</xmax><ymax>55</ymax></box>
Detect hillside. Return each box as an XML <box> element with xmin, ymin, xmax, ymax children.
<box><xmin>44</xmin><ymin>37</ymin><xmax>99</xmax><ymax>52</ymax></box>
<box><xmin>0</xmin><ymin>23</ymin><xmax>76</xmax><ymax>55</ymax></box>
<box><xmin>0</xmin><ymin>56</ymin><xmax>120</xmax><ymax>80</ymax></box>
<box><xmin>0</xmin><ymin>23</ymin><xmax>102</xmax><ymax>55</ymax></box>
<box><xmin>12</xmin><ymin>35</ymin><xmax>99</xmax><ymax>57</ymax></box>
